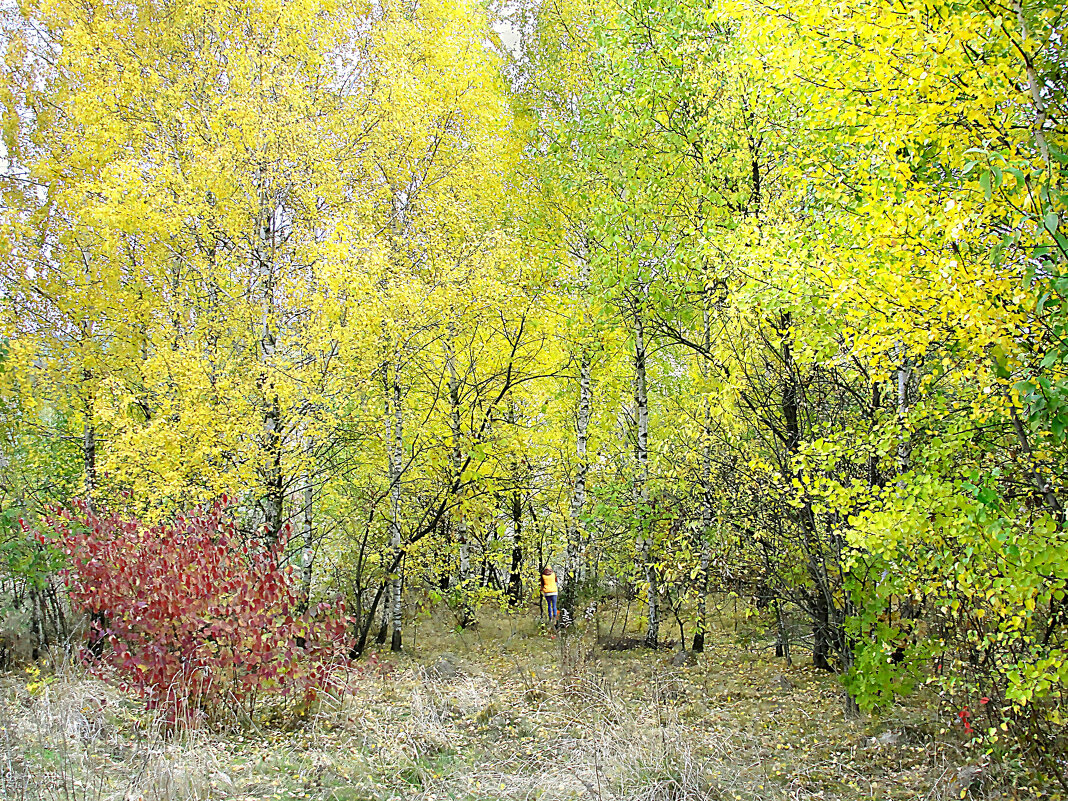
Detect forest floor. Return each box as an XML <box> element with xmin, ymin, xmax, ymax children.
<box><xmin>0</xmin><ymin>606</ymin><xmax>1057</xmax><ymax>801</ymax></box>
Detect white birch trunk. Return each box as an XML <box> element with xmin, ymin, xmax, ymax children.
<box><xmin>301</xmin><ymin>436</ymin><xmax>314</xmax><ymax>607</ymax></box>
<box><xmin>567</xmin><ymin>250</ymin><xmax>593</xmax><ymax>591</ymax></box>
<box><xmin>256</xmin><ymin>182</ymin><xmax>283</xmax><ymax>541</ymax></box>
<box><xmin>390</xmin><ymin>355</ymin><xmax>404</xmax><ymax>652</ymax></box>
<box><xmin>446</xmin><ymin>330</ymin><xmax>469</xmax><ymax>587</ymax></box>
<box><xmin>1014</xmin><ymin>0</ymin><xmax>1050</xmax><ymax>165</ymax></box>
<box><xmin>633</xmin><ymin>296</ymin><xmax>657</xmax><ymax>646</ymax></box>
<box><xmin>568</xmin><ymin>351</ymin><xmax>592</xmax><ymax>587</ymax></box>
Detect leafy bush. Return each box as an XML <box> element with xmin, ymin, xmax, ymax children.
<box><xmin>0</xmin><ymin>510</ymin><xmax>70</xmax><ymax>665</ymax></box>
<box><xmin>49</xmin><ymin>498</ymin><xmax>349</xmax><ymax>723</ymax></box>
<box><xmin>3</xmin><ymin>508</ymin><xmax>67</xmax><ymax>589</ymax></box>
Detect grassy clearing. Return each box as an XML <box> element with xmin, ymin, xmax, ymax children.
<box><xmin>0</xmin><ymin>609</ymin><xmax>1056</xmax><ymax>800</ymax></box>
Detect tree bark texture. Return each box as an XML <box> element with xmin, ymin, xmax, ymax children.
<box><xmin>445</xmin><ymin>330</ymin><xmax>474</xmax><ymax>627</ymax></box>
<box><xmin>389</xmin><ymin>357</ymin><xmax>404</xmax><ymax>652</ymax></box>
<box><xmin>507</xmin><ymin>493</ymin><xmax>523</xmax><ymax>606</ymax></box>
<box><xmin>633</xmin><ymin>297</ymin><xmax>658</xmax><ymax>647</ymax></box>
<box><xmin>564</xmin><ymin>349</ymin><xmax>592</xmax><ymax>608</ymax></box>
<box><xmin>300</xmin><ymin>438</ymin><xmax>315</xmax><ymax>610</ymax></box>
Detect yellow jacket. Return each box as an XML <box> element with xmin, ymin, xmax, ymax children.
<box><xmin>541</xmin><ymin>571</ymin><xmax>558</xmax><ymax>595</ymax></box>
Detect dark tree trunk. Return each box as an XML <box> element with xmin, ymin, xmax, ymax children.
<box><xmin>353</xmin><ymin>581</ymin><xmax>388</xmax><ymax>657</ymax></box>
<box><xmin>812</xmin><ymin>592</ymin><xmax>832</xmax><ymax>671</ymax></box>
<box><xmin>507</xmin><ymin>493</ymin><xmax>523</xmax><ymax>606</ymax></box>
<box><xmin>262</xmin><ymin>396</ymin><xmax>284</xmax><ymax>542</ymax></box>
<box><xmin>780</xmin><ymin>313</ymin><xmax>839</xmax><ymax>672</ymax></box>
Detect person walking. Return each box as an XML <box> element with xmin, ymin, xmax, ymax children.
<box><xmin>540</xmin><ymin>565</ymin><xmax>558</xmax><ymax>626</ymax></box>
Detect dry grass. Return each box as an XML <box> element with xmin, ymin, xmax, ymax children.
<box><xmin>0</xmin><ymin>662</ymin><xmax>228</xmax><ymax>801</ymax></box>
<box><xmin>0</xmin><ymin>608</ymin><xmax>1057</xmax><ymax>800</ymax></box>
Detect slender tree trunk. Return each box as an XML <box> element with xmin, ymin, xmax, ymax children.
<box><xmin>80</xmin><ymin>363</ymin><xmax>98</xmax><ymax>509</ymax></box>
<box><xmin>376</xmin><ymin>581</ymin><xmax>389</xmax><ymax>645</ymax></box>
<box><xmin>565</xmin><ymin>349</ymin><xmax>592</xmax><ymax>606</ymax></box>
<box><xmin>896</xmin><ymin>346</ymin><xmax>912</xmax><ymax>477</ymax></box>
<box><xmin>300</xmin><ymin>438</ymin><xmax>314</xmax><ymax>609</ymax></box>
<box><xmin>774</xmin><ymin>598</ymin><xmax>792</xmax><ymax>665</ymax></box>
<box><xmin>376</xmin><ymin>363</ymin><xmax>393</xmax><ymax>647</ymax></box>
<box><xmin>30</xmin><ymin>594</ymin><xmax>41</xmax><ymax>661</ymax></box>
<box><xmin>37</xmin><ymin>590</ymin><xmax>50</xmax><ymax>650</ymax></box>
<box><xmin>257</xmin><ymin>188</ymin><xmax>284</xmax><ymax>542</ymax></box>
<box><xmin>693</xmin><ymin>544</ymin><xmax>711</xmax><ymax>653</ymax></box>
<box><xmin>262</xmin><ymin>397</ymin><xmax>284</xmax><ymax>541</ymax></box>
<box><xmin>1014</xmin><ymin>0</ymin><xmax>1050</xmax><ymax>165</ymax></box>
<box><xmin>82</xmin><ymin>415</ymin><xmax>96</xmax><ymax>495</ymax></box>
<box><xmin>445</xmin><ymin>329</ymin><xmax>475</xmax><ymax>626</ymax></box>
<box><xmin>693</xmin><ymin>425</ymin><xmax>713</xmax><ymax>652</ymax></box>
<box><xmin>81</xmin><ymin>367</ymin><xmax>107</xmax><ymax>656</ymax></box>
<box><xmin>693</xmin><ymin>303</ymin><xmax>713</xmax><ymax>653</ymax></box>
<box><xmin>389</xmin><ymin>357</ymin><xmax>404</xmax><ymax>652</ymax></box>
<box><xmin>48</xmin><ymin>578</ymin><xmax>67</xmax><ymax>641</ymax></box>
<box><xmin>507</xmin><ymin>492</ymin><xmax>523</xmax><ymax>606</ymax></box>
<box><xmin>439</xmin><ymin>522</ymin><xmax>452</xmax><ymax>591</ymax></box>
<box><xmin>633</xmin><ymin>296</ymin><xmax>657</xmax><ymax>647</ymax></box>
<box><xmin>566</xmin><ymin>249</ymin><xmax>593</xmax><ymax>602</ymax></box>
<box><xmin>481</xmin><ymin>519</ymin><xmax>494</xmax><ymax>588</ymax></box>
<box><xmin>780</xmin><ymin>313</ymin><xmax>834</xmax><ymax>671</ymax></box>
<box><xmin>1008</xmin><ymin>399</ymin><xmax>1065</xmax><ymax>523</ymax></box>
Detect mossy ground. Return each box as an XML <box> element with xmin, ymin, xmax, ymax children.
<box><xmin>0</xmin><ymin>605</ymin><xmax>1056</xmax><ymax>800</ymax></box>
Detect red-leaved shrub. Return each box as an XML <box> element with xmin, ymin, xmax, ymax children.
<box><xmin>49</xmin><ymin>498</ymin><xmax>349</xmax><ymax>723</ymax></box>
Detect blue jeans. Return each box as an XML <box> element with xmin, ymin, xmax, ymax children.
<box><xmin>544</xmin><ymin>593</ymin><xmax>558</xmax><ymax>621</ymax></box>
